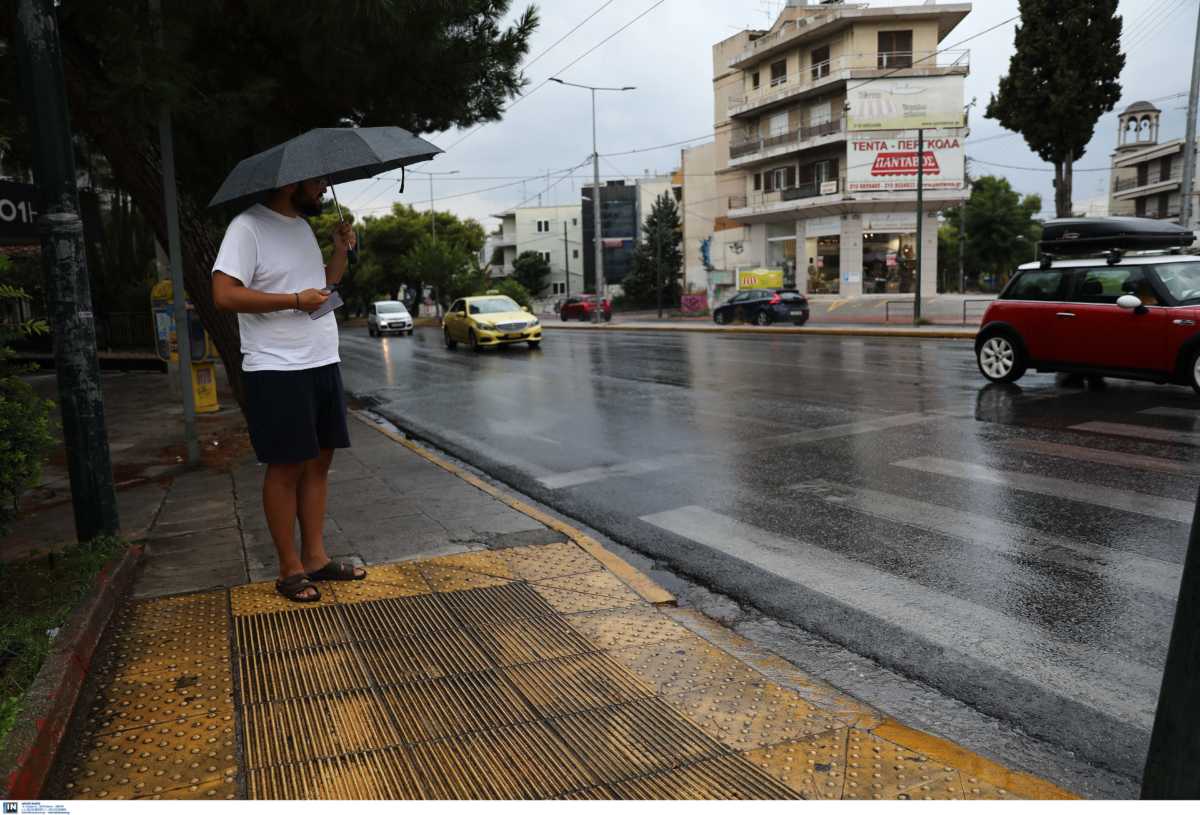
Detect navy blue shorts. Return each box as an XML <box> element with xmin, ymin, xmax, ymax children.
<box><xmin>242</xmin><ymin>363</ymin><xmax>351</xmax><ymax>464</ymax></box>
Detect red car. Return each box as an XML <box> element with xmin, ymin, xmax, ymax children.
<box><xmin>976</xmin><ymin>217</ymin><xmax>1200</xmax><ymax>394</ymax></box>
<box><xmin>559</xmin><ymin>294</ymin><xmax>612</xmax><ymax>322</ymax></box>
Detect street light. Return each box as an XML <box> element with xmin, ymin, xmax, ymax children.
<box><xmin>407</xmin><ymin>169</ymin><xmax>460</xmax><ymax>237</ymax></box>
<box><xmin>550</xmin><ymin>77</ymin><xmax>636</xmax><ymax>323</ymax></box>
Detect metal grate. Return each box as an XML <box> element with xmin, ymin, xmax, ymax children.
<box><xmin>501</xmin><ymin>653</ymin><xmax>655</xmax><ymax>717</ymax></box>
<box><xmin>610</xmin><ymin>755</ymin><xmax>801</xmax><ymax>800</ymax></box>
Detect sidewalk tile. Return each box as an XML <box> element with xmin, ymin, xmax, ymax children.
<box><xmin>230</xmin><ymin>580</ymin><xmax>336</xmax><ymax>616</ymax></box>
<box><xmin>742</xmin><ymin>728</ymin><xmax>850</xmax><ymax>799</ymax></box>
<box><xmin>609</xmin><ymin>755</ymin><xmax>800</xmax><ymax>800</ymax></box>
<box><xmin>243</xmin><ymin>688</ymin><xmax>401</xmax><ymax>769</ymax></box>
<box><xmin>663</xmin><ymin>681</ymin><xmax>842</xmax><ymax>753</ymax></box>
<box><xmin>608</xmin><ymin>637</ymin><xmax>765</xmax><ymax>696</ymax></box>
<box><xmin>467</xmin><ymin>616</ymin><xmax>595</xmax><ymax>667</ymax></box>
<box><xmin>531</xmin><ymin>570</ymin><xmax>645</xmax><ymax>614</ymax></box>
<box><xmin>499</xmin><ymin>542</ymin><xmax>605</xmax><ymax>581</ymax></box>
<box><xmin>233</xmin><ymin>603</ymin><xmax>347</xmax><ymax>652</ymax></box>
<box><xmin>435</xmin><ymin>581</ymin><xmax>555</xmax><ymax>626</ymax></box>
<box><xmin>246</xmin><ymin>746</ymin><xmax>423</xmax><ymax>799</ymax></box>
<box><xmin>419</xmin><ymin>563</ymin><xmax>512</xmax><ymax>592</ymax></box>
<box><xmin>500</xmin><ymin>652</ymin><xmax>654</xmax><ymax>717</ymax></box>
<box><xmin>840</xmin><ymin>729</ymin><xmax>965</xmax><ymax>801</ymax></box>
<box><xmin>375</xmin><ymin>671</ymin><xmax>536</xmax><ymax>742</ymax></box>
<box><xmin>566</xmin><ymin>606</ymin><xmax>691</xmax><ymax>651</ymax></box>
<box><xmin>354</xmin><ymin>631</ymin><xmax>492</xmax><ymax>683</ymax></box>
<box><xmin>339</xmin><ymin>594</ymin><xmax>457</xmax><ymax>638</ymax></box>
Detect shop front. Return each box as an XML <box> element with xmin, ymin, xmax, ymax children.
<box><xmin>765</xmin><ymin>223</ymin><xmax>797</xmax><ymax>288</ymax></box>
<box><xmin>802</xmin><ymin>215</ymin><xmax>841</xmax><ymax>294</ymax></box>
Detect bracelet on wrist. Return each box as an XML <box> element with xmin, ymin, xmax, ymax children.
<box><xmin>294</xmin><ymin>293</ymin><xmax>300</xmax><ymax>310</ymax></box>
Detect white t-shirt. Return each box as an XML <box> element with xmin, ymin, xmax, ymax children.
<box><xmin>211</xmin><ymin>204</ymin><xmax>339</xmax><ymax>372</ymax></box>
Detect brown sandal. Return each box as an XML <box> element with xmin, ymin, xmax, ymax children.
<box><xmin>306</xmin><ymin>560</ymin><xmax>367</xmax><ymax>581</ymax></box>
<box><xmin>276</xmin><ymin>573</ymin><xmax>321</xmax><ymax>602</ymax></box>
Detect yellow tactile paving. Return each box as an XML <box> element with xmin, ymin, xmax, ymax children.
<box><xmin>61</xmin><ymin>541</ymin><xmax>1075</xmax><ymax>800</ymax></box>
<box><xmin>530</xmin><ymin>569</ymin><xmax>646</xmax><ymax>613</ymax></box>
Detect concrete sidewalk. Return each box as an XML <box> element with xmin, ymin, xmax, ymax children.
<box><xmin>40</xmin><ymin>395</ymin><xmax>1070</xmax><ymax>799</ymax></box>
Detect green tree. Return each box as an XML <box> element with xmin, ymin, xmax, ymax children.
<box><xmin>401</xmin><ymin>236</ymin><xmax>471</xmax><ymax>312</ymax></box>
<box><xmin>493</xmin><ymin>278</ymin><xmax>532</xmax><ymax>310</ymax></box>
<box><xmin>985</xmin><ymin>0</ymin><xmax>1123</xmax><ymax>217</ymax></box>
<box><xmin>511</xmin><ymin>251</ymin><xmax>551</xmax><ymax>297</ymax></box>
<box><xmin>0</xmin><ymin>262</ymin><xmax>54</xmax><ymax>536</ymax></box>
<box><xmin>0</xmin><ymin>2</ymin><xmax>538</xmax><ymax>406</ymax></box>
<box><xmin>623</xmin><ymin>192</ymin><xmax>683</xmax><ymax>309</ymax></box>
<box><xmin>939</xmin><ymin>176</ymin><xmax>1043</xmax><ymax>292</ymax></box>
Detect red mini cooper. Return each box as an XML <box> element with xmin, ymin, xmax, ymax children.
<box><xmin>976</xmin><ymin>217</ymin><xmax>1200</xmax><ymax>394</ymax></box>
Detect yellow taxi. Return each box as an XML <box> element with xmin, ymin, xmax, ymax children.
<box><xmin>442</xmin><ymin>294</ymin><xmax>543</xmax><ymax>351</ymax></box>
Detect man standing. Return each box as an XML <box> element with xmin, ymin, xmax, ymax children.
<box><xmin>212</xmin><ymin>177</ymin><xmax>366</xmax><ymax>602</ymax></box>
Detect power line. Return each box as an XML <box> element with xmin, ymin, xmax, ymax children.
<box><xmin>1122</xmin><ymin>0</ymin><xmax>1177</xmax><ymax>46</ymax></box>
<box><xmin>601</xmin><ymin>133</ymin><xmax>714</xmax><ymax>157</ymax></box>
<box><xmin>1125</xmin><ymin>0</ymin><xmax>1190</xmax><ymax>52</ymax></box>
<box><xmin>966</xmin><ymin>156</ymin><xmax>1111</xmax><ymax>173</ymax></box>
<box><xmin>445</xmin><ymin>0</ymin><xmax>670</xmax><ymax>152</ymax></box>
<box><xmin>524</xmin><ymin>0</ymin><xmax>619</xmax><ymax>70</ymax></box>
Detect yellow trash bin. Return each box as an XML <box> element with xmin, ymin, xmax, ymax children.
<box><xmin>151</xmin><ymin>280</ymin><xmax>220</xmax><ymax>413</ymax></box>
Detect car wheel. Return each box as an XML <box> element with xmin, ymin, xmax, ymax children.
<box><xmin>444</xmin><ymin>328</ymin><xmax>457</xmax><ymax>350</ymax></box>
<box><xmin>469</xmin><ymin>329</ymin><xmax>481</xmax><ymax>352</ymax></box>
<box><xmin>755</xmin><ymin>310</ymin><xmax>772</xmax><ymax>326</ymax></box>
<box><xmin>369</xmin><ymin>326</ymin><xmax>377</xmax><ymax>337</ymax></box>
<box><xmin>977</xmin><ymin>331</ymin><xmax>1027</xmax><ymax>383</ymax></box>
<box><xmin>528</xmin><ymin>340</ymin><xmax>541</xmax><ymax>350</ymax></box>
<box><xmin>407</xmin><ymin>329</ymin><xmax>414</xmax><ymax>336</ymax></box>
<box><xmin>793</xmin><ymin>316</ymin><xmax>808</xmax><ymax>326</ymax></box>
<box><xmin>714</xmin><ymin>311</ymin><xmax>728</xmax><ymax>325</ymax></box>
<box><xmin>560</xmin><ymin>311</ymin><xmax>568</xmax><ymax>321</ymax></box>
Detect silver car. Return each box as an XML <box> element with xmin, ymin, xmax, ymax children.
<box><xmin>368</xmin><ymin>300</ymin><xmax>413</xmax><ymax>336</ymax></box>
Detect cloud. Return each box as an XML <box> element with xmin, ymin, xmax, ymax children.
<box><xmin>335</xmin><ymin>0</ymin><xmax>1194</xmax><ymax>228</ymax></box>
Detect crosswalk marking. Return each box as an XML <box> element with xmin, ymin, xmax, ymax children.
<box><xmin>789</xmin><ymin>480</ymin><xmax>1180</xmax><ymax>599</ymax></box>
<box><xmin>1070</xmin><ymin>421</ymin><xmax>1200</xmax><ymax>448</ymax></box>
<box><xmin>538</xmin><ymin>453</ymin><xmax>698</xmax><ymax>490</ymax></box>
<box><xmin>1007</xmin><ymin>438</ymin><xmax>1200</xmax><ymax>477</ymax></box>
<box><xmin>766</xmin><ymin>412</ymin><xmax>937</xmax><ymax>447</ymax></box>
<box><xmin>639</xmin><ymin>505</ymin><xmax>1159</xmax><ymax>729</ymax></box>
<box><xmin>892</xmin><ymin>456</ymin><xmax>1194</xmax><ymax>523</ymax></box>
<box><xmin>1140</xmin><ymin>407</ymin><xmax>1197</xmax><ymax>420</ymax></box>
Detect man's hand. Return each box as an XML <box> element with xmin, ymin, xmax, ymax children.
<box><xmin>332</xmin><ymin>223</ymin><xmax>356</xmax><ymax>255</ymax></box>
<box><xmin>296</xmin><ymin>288</ymin><xmax>330</xmax><ymax>313</ymax></box>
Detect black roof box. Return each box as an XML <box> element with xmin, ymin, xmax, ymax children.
<box><xmin>1039</xmin><ymin>217</ymin><xmax>1195</xmax><ymax>255</ymax></box>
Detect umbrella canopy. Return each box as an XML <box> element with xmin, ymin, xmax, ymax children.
<box><xmin>208</xmin><ymin>127</ymin><xmax>442</xmax><ymax>209</ymax></box>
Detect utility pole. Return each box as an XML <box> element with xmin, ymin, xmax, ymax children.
<box><xmin>15</xmin><ymin>0</ymin><xmax>119</xmax><ymax>541</ymax></box>
<box><xmin>550</xmin><ymin>78</ymin><xmax>635</xmax><ymax>323</ymax></box>
<box><xmin>563</xmin><ymin>221</ymin><xmax>571</xmax><ymax>298</ymax></box>
<box><xmin>1141</xmin><ymin>486</ymin><xmax>1200</xmax><ymax>799</ymax></box>
<box><xmin>151</xmin><ymin>0</ymin><xmax>198</xmax><ymax>467</ymax></box>
<box><xmin>914</xmin><ymin>128</ymin><xmax>925</xmax><ymax>324</ymax></box>
<box><xmin>1179</xmin><ymin>3</ymin><xmax>1200</xmax><ymax>231</ymax></box>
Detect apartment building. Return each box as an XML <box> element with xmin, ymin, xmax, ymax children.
<box><xmin>490</xmin><ymin>204</ymin><xmax>585</xmax><ymax>298</ymax></box>
<box><xmin>1109</xmin><ymin>100</ymin><xmax>1197</xmax><ymax>228</ymax></box>
<box><xmin>710</xmin><ymin>0</ymin><xmax>971</xmax><ymax>299</ymax></box>
<box><xmin>581</xmin><ymin>174</ymin><xmax>681</xmax><ymax>293</ymax></box>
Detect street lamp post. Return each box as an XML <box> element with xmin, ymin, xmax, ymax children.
<box><xmin>407</xmin><ymin>169</ymin><xmax>460</xmax><ymax>238</ymax></box>
<box><xmin>550</xmin><ymin>78</ymin><xmax>635</xmax><ymax>323</ymax></box>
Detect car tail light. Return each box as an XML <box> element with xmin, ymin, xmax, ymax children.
<box><xmin>768</xmin><ymin>293</ymin><xmax>782</xmax><ymax>305</ymax></box>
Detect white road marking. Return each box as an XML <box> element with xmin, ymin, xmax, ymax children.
<box><xmin>1140</xmin><ymin>406</ymin><xmax>1198</xmax><ymax>420</ymax></box>
<box><xmin>790</xmin><ymin>480</ymin><xmax>1180</xmax><ymax>599</ymax></box>
<box><xmin>640</xmin><ymin>505</ymin><xmax>1160</xmax><ymax>729</ymax></box>
<box><xmin>1007</xmin><ymin>438</ymin><xmax>1200</xmax><ymax>477</ymax></box>
<box><xmin>1070</xmin><ymin>421</ymin><xmax>1200</xmax><ymax>448</ymax></box>
<box><xmin>892</xmin><ymin>456</ymin><xmax>1194</xmax><ymax>523</ymax></box>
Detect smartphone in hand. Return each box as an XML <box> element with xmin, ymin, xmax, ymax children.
<box><xmin>310</xmin><ymin>285</ymin><xmax>344</xmax><ymax>320</ymax></box>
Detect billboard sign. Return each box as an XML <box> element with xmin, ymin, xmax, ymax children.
<box><xmin>847</xmin><ymin>76</ymin><xmax>964</xmax><ymax>132</ymax></box>
<box><xmin>847</xmin><ymin>132</ymin><xmax>964</xmax><ymax>193</ymax></box>
<box><xmin>737</xmin><ymin>268</ymin><xmax>783</xmax><ymax>289</ymax></box>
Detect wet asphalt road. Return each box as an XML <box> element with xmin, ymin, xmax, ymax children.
<box><xmin>338</xmin><ymin>326</ymin><xmax>1199</xmax><ymax>780</ymax></box>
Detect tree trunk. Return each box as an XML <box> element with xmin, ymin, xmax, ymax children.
<box><xmin>1054</xmin><ymin>151</ymin><xmax>1075</xmax><ymax>218</ymax></box>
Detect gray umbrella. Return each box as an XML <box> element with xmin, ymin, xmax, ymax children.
<box><xmin>208</xmin><ymin>126</ymin><xmax>442</xmax><ymax>217</ymax></box>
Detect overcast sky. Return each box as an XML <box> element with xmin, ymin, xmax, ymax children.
<box><xmin>335</xmin><ymin>0</ymin><xmax>1199</xmax><ymax>230</ymax></box>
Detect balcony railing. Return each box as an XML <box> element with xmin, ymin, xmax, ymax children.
<box><xmin>727</xmin><ymin>50</ymin><xmax>969</xmax><ymax>118</ymax></box>
<box><xmin>728</xmin><ymin>176</ymin><xmax>847</xmax><ymax>213</ymax></box>
<box><xmin>1113</xmin><ymin>171</ymin><xmax>1183</xmax><ymax>193</ymax></box>
<box><xmin>729</xmin><ymin>118</ymin><xmax>845</xmax><ymax>162</ymax></box>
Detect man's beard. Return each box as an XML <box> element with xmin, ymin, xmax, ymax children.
<box><xmin>292</xmin><ymin>189</ymin><xmax>324</xmax><ymax>217</ymax></box>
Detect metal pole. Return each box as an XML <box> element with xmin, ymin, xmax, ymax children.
<box><xmin>1180</xmin><ymin>4</ymin><xmax>1200</xmax><ymax>230</ymax></box>
<box><xmin>1141</xmin><ymin>486</ymin><xmax>1200</xmax><ymax>799</ymax></box>
<box><xmin>914</xmin><ymin>127</ymin><xmax>924</xmax><ymax>324</ymax></box>
<box><xmin>958</xmin><ymin>208</ymin><xmax>966</xmax><ymax>294</ymax></box>
<box><xmin>15</xmin><ymin>0</ymin><xmax>119</xmax><ymax>541</ymax></box>
<box><xmin>592</xmin><ymin>88</ymin><xmax>603</xmax><ymax>324</ymax></box>
<box><xmin>152</xmin><ymin>0</ymin><xmax>199</xmax><ymax>467</ymax></box>
<box><xmin>430</xmin><ymin>174</ymin><xmax>436</xmax><ymax>238</ymax></box>
<box><xmin>563</xmin><ymin>221</ymin><xmax>570</xmax><ymax>298</ymax></box>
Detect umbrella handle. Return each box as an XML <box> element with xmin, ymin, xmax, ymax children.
<box><xmin>328</xmin><ymin>184</ymin><xmax>357</xmax><ymax>264</ymax></box>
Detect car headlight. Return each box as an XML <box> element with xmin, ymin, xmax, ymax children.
<box><xmin>475</xmin><ymin>321</ymin><xmax>495</xmax><ymax>330</ymax></box>
<box><xmin>530</xmin><ymin>318</ymin><xmax>540</xmax><ymax>327</ymax></box>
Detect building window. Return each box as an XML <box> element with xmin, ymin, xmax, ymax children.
<box><xmin>811</xmin><ymin>45</ymin><xmax>831</xmax><ymax>80</ymax></box>
<box><xmin>573</xmin><ymin>249</ymin><xmax>579</xmax><ymax>259</ymax></box>
<box><xmin>572</xmin><ymin>218</ymin><xmax>578</xmax><ymax>225</ymax></box>
<box><xmin>751</xmin><ymin>71</ymin><xmax>760</xmax><ymax>89</ymax></box>
<box><xmin>878</xmin><ymin>31</ymin><xmax>913</xmax><ymax>69</ymax></box>
<box><xmin>1160</xmin><ymin>156</ymin><xmax>1173</xmax><ymax>184</ymax></box>
<box><xmin>770</xmin><ymin>59</ymin><xmax>787</xmax><ymax>87</ymax></box>
<box><xmin>753</xmin><ymin>173</ymin><xmax>762</xmax><ymax>191</ymax></box>
<box><xmin>552</xmin><ymin>282</ymin><xmax>566</xmax><ymax>295</ymax></box>
<box><xmin>768</xmin><ymin>111</ymin><xmax>789</xmax><ymax>137</ymax></box>
<box><xmin>809</xmin><ymin>100</ymin><xmax>832</xmax><ymax>127</ymax></box>
<box><xmin>536</xmin><ymin>219</ymin><xmax>551</xmax><ymax>233</ymax></box>
<box><xmin>539</xmin><ymin>251</ymin><xmax>552</xmax><ymax>263</ymax></box>
<box><xmin>764</xmin><ymin>165</ymin><xmax>796</xmax><ymax>193</ymax></box>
